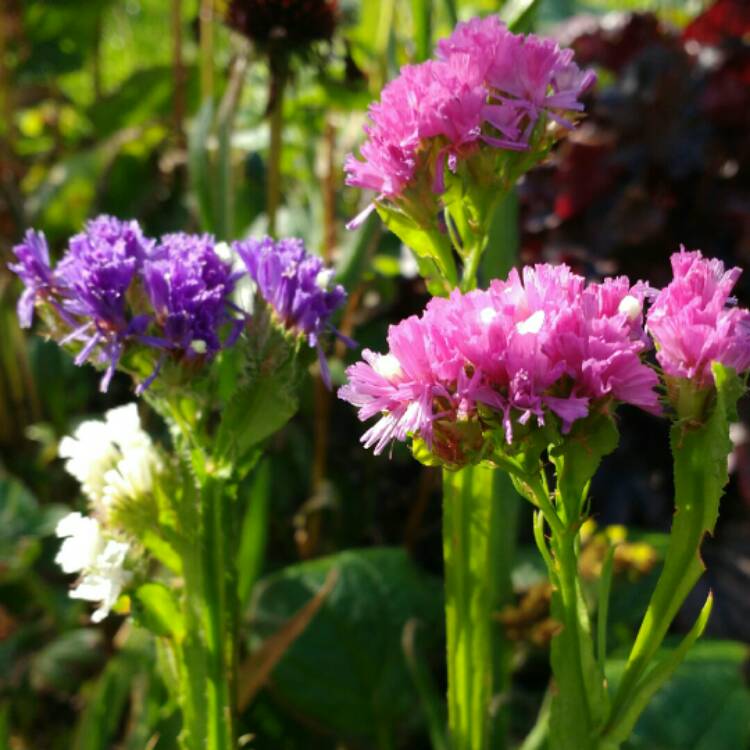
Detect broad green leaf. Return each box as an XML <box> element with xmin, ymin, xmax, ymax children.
<box><xmin>482</xmin><ymin>190</ymin><xmax>519</xmax><ymax>284</ymax></box>
<box><xmin>402</xmin><ymin>619</ymin><xmax>449</xmax><ymax>750</ymax></box>
<box><xmin>188</xmin><ymin>98</ymin><xmax>217</xmax><ymax>234</ymax></box>
<box><xmin>606</xmin><ymin>638</ymin><xmax>750</xmax><ymax>750</ymax></box>
<box><xmin>247</xmin><ymin>548</ymin><xmax>443</xmax><ymax>740</ymax></box>
<box><xmin>335</xmin><ymin>211</ymin><xmax>381</xmax><ymax>290</ymax></box>
<box><xmin>0</xmin><ymin>477</ymin><xmax>67</xmax><ymax>573</ymax></box>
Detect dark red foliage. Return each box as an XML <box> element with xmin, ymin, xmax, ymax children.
<box><xmin>225</xmin><ymin>0</ymin><xmax>337</xmax><ymax>56</ymax></box>
<box><xmin>520</xmin><ymin>3</ymin><xmax>750</xmax><ymax>294</ymax></box>
<box><xmin>683</xmin><ymin>0</ymin><xmax>750</xmax><ymax>45</ymax></box>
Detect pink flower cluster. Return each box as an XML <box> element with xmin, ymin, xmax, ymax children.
<box><xmin>344</xmin><ymin>16</ymin><xmax>595</xmax><ymax>219</ymax></box>
<box><xmin>647</xmin><ymin>248</ymin><xmax>750</xmax><ymax>386</ymax></box>
<box><xmin>339</xmin><ymin>264</ymin><xmax>659</xmax><ymax>456</ymax></box>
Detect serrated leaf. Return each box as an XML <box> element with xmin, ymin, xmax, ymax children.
<box><xmin>610</xmin><ymin>365</ymin><xmax>746</xmax><ymax>729</ymax></box>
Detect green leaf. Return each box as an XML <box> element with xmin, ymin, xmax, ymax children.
<box><xmin>481</xmin><ymin>190</ymin><xmax>519</xmax><ymax>284</ymax></box>
<box><xmin>410</xmin><ymin>0</ymin><xmax>432</xmax><ymax>62</ymax></box>
<box><xmin>605</xmin><ymin>637</ymin><xmax>750</xmax><ymax>750</ymax></box>
<box><xmin>237</xmin><ymin>459</ymin><xmax>271</xmax><ymax>609</ymax></box>
<box><xmin>376</xmin><ymin>205</ymin><xmax>457</xmax><ymax>291</ymax></box>
<box><xmin>501</xmin><ymin>0</ymin><xmax>542</xmax><ymax>33</ymax></box>
<box><xmin>610</xmin><ymin>365</ymin><xmax>745</xmax><ymax>722</ymax></box>
<box><xmin>134</xmin><ymin>583</ymin><xmax>185</xmax><ymax>640</ymax></box>
<box><xmin>402</xmin><ymin>620</ymin><xmax>449</xmax><ymax>750</ymax></box>
<box><xmin>215</xmin><ymin>366</ymin><xmax>299</xmax><ymax>469</ymax></box>
<box><xmin>30</xmin><ymin>629</ymin><xmax>104</xmax><ymax>694</ymax></box>
<box><xmin>72</xmin><ymin>630</ymin><xmax>160</xmax><ymax>750</ymax></box>
<box><xmin>188</xmin><ymin>98</ymin><xmax>217</xmax><ymax>233</ymax></box>
<box><xmin>604</xmin><ymin>594</ymin><xmax>713</xmax><ymax>745</ymax></box>
<box><xmin>335</xmin><ymin>210</ymin><xmax>381</xmax><ymax>290</ymax></box>
<box><xmin>247</xmin><ymin>548</ymin><xmax>443</xmax><ymax>740</ymax></box>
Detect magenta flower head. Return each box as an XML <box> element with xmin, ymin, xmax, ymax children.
<box><xmin>233</xmin><ymin>236</ymin><xmax>346</xmax><ymax>386</ymax></box>
<box><xmin>345</xmin><ymin>15</ymin><xmax>595</xmax><ymax>232</ymax></box>
<box><xmin>339</xmin><ymin>263</ymin><xmax>658</xmax><ymax>463</ymax></box>
<box><xmin>54</xmin><ymin>216</ymin><xmax>155</xmax><ymax>392</ymax></box>
<box><xmin>8</xmin><ymin>229</ymin><xmax>59</xmax><ymax>328</ymax></box>
<box><xmin>436</xmin><ymin>16</ymin><xmax>596</xmax><ymax>132</ymax></box>
<box><xmin>647</xmin><ymin>248</ymin><xmax>750</xmax><ymax>394</ymax></box>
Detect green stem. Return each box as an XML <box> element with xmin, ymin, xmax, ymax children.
<box><xmin>173</xmin><ymin>447</ymin><xmax>236</xmax><ymax>750</ymax></box>
<box><xmin>460</xmin><ymin>239</ymin><xmax>485</xmax><ymax>292</ymax></box>
<box><xmin>607</xmin><ymin>422</ymin><xmax>722</xmax><ymax>727</ymax></box>
<box><xmin>267</xmin><ymin>60</ymin><xmax>287</xmax><ymax>238</ymax></box>
<box><xmin>550</xmin><ymin>532</ymin><xmax>595</xmax><ymax>749</ymax></box>
<box><xmin>201</xmin><ymin>476</ymin><xmax>236</xmax><ymax>750</ymax></box>
<box><xmin>443</xmin><ymin>464</ymin><xmax>515</xmax><ymax>750</ymax></box>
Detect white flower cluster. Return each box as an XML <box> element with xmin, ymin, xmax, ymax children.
<box><xmin>55</xmin><ymin>404</ymin><xmax>161</xmax><ymax>622</ymax></box>
<box><xmin>59</xmin><ymin>403</ymin><xmax>161</xmax><ymax>518</ymax></box>
<box><xmin>55</xmin><ymin>512</ymin><xmax>131</xmax><ymax>622</ymax></box>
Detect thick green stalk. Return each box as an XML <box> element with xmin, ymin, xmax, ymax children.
<box><xmin>201</xmin><ymin>476</ymin><xmax>237</xmax><ymax>750</ymax></box>
<box><xmin>443</xmin><ymin>464</ymin><xmax>516</xmax><ymax>750</ymax></box>
<box><xmin>548</xmin><ymin>531</ymin><xmax>597</xmax><ymax>750</ymax></box>
<box><xmin>172</xmin><ymin>445</ymin><xmax>236</xmax><ymax>750</ymax></box>
<box><xmin>177</xmin><ymin>476</ymin><xmax>209</xmax><ymax>750</ymax></box>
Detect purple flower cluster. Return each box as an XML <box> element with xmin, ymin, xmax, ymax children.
<box><xmin>144</xmin><ymin>233</ymin><xmax>240</xmax><ymax>355</ymax></box>
<box><xmin>233</xmin><ymin>236</ymin><xmax>347</xmax><ymax>385</ymax></box>
<box><xmin>345</xmin><ymin>15</ymin><xmax>595</xmax><ymax>223</ymax></box>
<box><xmin>54</xmin><ymin>217</ymin><xmax>155</xmax><ymax>391</ymax></box>
<box><xmin>339</xmin><ymin>263</ymin><xmax>658</xmax><ymax>456</ymax></box>
<box><xmin>9</xmin><ymin>217</ymin><xmax>344</xmax><ymax>392</ymax></box>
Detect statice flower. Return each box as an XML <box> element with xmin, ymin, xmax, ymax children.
<box><xmin>233</xmin><ymin>236</ymin><xmax>346</xmax><ymax>386</ymax></box>
<box><xmin>8</xmin><ymin>229</ymin><xmax>63</xmax><ymax>328</ymax></box>
<box><xmin>647</xmin><ymin>248</ymin><xmax>750</xmax><ymax>387</ymax></box>
<box><xmin>55</xmin><ymin>216</ymin><xmax>155</xmax><ymax>391</ymax></box>
<box><xmin>339</xmin><ymin>263</ymin><xmax>659</xmax><ymax>458</ymax></box>
<box><xmin>344</xmin><ymin>16</ymin><xmax>595</xmax><ymax>225</ymax></box>
<box><xmin>55</xmin><ymin>512</ymin><xmax>131</xmax><ymax>623</ymax></box>
<box><xmin>141</xmin><ymin>233</ymin><xmax>240</xmax><ymax>389</ymax></box>
<box><xmin>436</xmin><ymin>16</ymin><xmax>596</xmax><ymax>131</ymax></box>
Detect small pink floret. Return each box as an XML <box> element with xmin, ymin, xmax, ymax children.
<box><xmin>647</xmin><ymin>247</ymin><xmax>750</xmax><ymax>386</ymax></box>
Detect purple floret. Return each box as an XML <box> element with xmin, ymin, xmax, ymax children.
<box><xmin>144</xmin><ymin>232</ymin><xmax>239</xmax><ymax>358</ymax></box>
<box><xmin>233</xmin><ymin>236</ymin><xmax>347</xmax><ymax>386</ymax></box>
<box><xmin>8</xmin><ymin>229</ymin><xmax>57</xmax><ymax>327</ymax></box>
<box><xmin>55</xmin><ymin>215</ymin><xmax>155</xmax><ymax>391</ymax></box>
